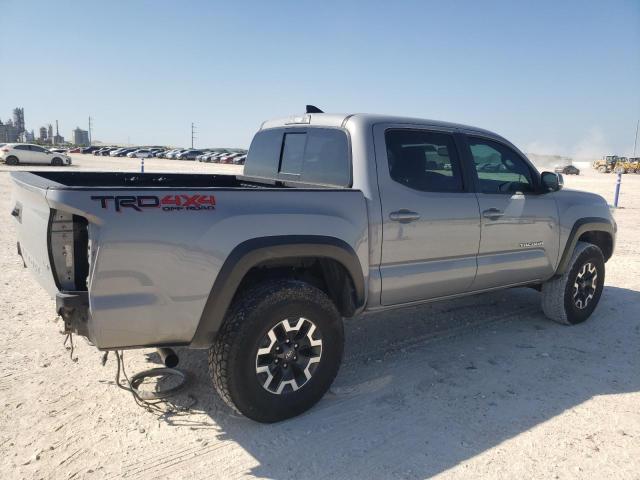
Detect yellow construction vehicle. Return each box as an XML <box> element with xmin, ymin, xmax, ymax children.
<box><xmin>616</xmin><ymin>157</ymin><xmax>635</xmax><ymax>173</ymax></box>
<box><xmin>592</xmin><ymin>155</ymin><xmax>618</xmax><ymax>173</ymax></box>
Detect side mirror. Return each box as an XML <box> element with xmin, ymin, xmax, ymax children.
<box><xmin>540</xmin><ymin>171</ymin><xmax>563</xmax><ymax>192</ymax></box>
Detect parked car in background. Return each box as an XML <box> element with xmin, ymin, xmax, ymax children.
<box><xmin>555</xmin><ymin>165</ymin><xmax>580</xmax><ymax>175</ymax></box>
<box><xmin>1</xmin><ymin>143</ymin><xmax>72</xmax><ymax>165</ymax></box>
<box><xmin>115</xmin><ymin>148</ymin><xmax>137</xmax><ymax>157</ymax></box>
<box><xmin>68</xmin><ymin>147</ymin><xmax>81</xmax><ymax>153</ymax></box>
<box><xmin>219</xmin><ymin>152</ymin><xmax>244</xmax><ymax>164</ymax></box>
<box><xmin>196</xmin><ymin>151</ymin><xmax>215</xmax><ymax>162</ymax></box>
<box><xmin>208</xmin><ymin>152</ymin><xmax>228</xmax><ymax>163</ymax></box>
<box><xmin>232</xmin><ymin>154</ymin><xmax>247</xmax><ymax>165</ymax></box>
<box><xmin>94</xmin><ymin>147</ymin><xmax>115</xmax><ymax>156</ymax></box>
<box><xmin>176</xmin><ymin>149</ymin><xmax>202</xmax><ymax>160</ymax></box>
<box><xmin>109</xmin><ymin>148</ymin><xmax>125</xmax><ymax>157</ymax></box>
<box><xmin>100</xmin><ymin>147</ymin><xmax>118</xmax><ymax>156</ymax></box>
<box><xmin>200</xmin><ymin>152</ymin><xmax>220</xmax><ymax>162</ymax></box>
<box><xmin>81</xmin><ymin>146</ymin><xmax>100</xmax><ymax>154</ymax></box>
<box><xmin>166</xmin><ymin>149</ymin><xmax>187</xmax><ymax>159</ymax></box>
<box><xmin>127</xmin><ymin>149</ymin><xmax>154</xmax><ymax>158</ymax></box>
<box><xmin>216</xmin><ymin>153</ymin><xmax>234</xmax><ymax>164</ymax></box>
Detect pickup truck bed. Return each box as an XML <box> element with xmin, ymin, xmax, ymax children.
<box><xmin>11</xmin><ymin>170</ymin><xmax>368</xmax><ymax>349</ymax></box>
<box><xmin>15</xmin><ymin>171</ymin><xmax>254</xmax><ymax>188</ymax></box>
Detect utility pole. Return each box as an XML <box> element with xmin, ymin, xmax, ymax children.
<box><xmin>88</xmin><ymin>116</ymin><xmax>93</xmax><ymax>145</ymax></box>
<box><xmin>191</xmin><ymin>122</ymin><xmax>197</xmax><ymax>148</ymax></box>
<box><xmin>633</xmin><ymin>118</ymin><xmax>639</xmax><ymax>158</ymax></box>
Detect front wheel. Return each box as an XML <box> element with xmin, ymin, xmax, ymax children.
<box><xmin>541</xmin><ymin>241</ymin><xmax>605</xmax><ymax>325</ymax></box>
<box><xmin>208</xmin><ymin>279</ymin><xmax>344</xmax><ymax>423</ymax></box>
<box><xmin>51</xmin><ymin>157</ymin><xmax>63</xmax><ymax>166</ymax></box>
<box><xmin>5</xmin><ymin>155</ymin><xmax>19</xmax><ymax>165</ymax></box>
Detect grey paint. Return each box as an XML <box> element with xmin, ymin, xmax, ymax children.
<box><xmin>371</xmin><ymin>122</ymin><xmax>481</xmax><ymax>305</ymax></box>
<box><xmin>10</xmin><ymin>113</ymin><xmax>616</xmax><ymax>350</ymax></box>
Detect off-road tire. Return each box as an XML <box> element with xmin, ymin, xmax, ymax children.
<box><xmin>5</xmin><ymin>155</ymin><xmax>19</xmax><ymax>165</ymax></box>
<box><xmin>51</xmin><ymin>157</ymin><xmax>63</xmax><ymax>166</ymax></box>
<box><xmin>208</xmin><ymin>279</ymin><xmax>344</xmax><ymax>423</ymax></box>
<box><xmin>541</xmin><ymin>241</ymin><xmax>605</xmax><ymax>325</ymax></box>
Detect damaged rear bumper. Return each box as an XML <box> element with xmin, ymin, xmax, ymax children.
<box><xmin>56</xmin><ymin>291</ymin><xmax>92</xmax><ymax>341</ymax></box>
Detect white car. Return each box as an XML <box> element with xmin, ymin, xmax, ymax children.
<box><xmin>0</xmin><ymin>143</ymin><xmax>72</xmax><ymax>166</ymax></box>
<box><xmin>127</xmin><ymin>149</ymin><xmax>153</xmax><ymax>158</ymax></box>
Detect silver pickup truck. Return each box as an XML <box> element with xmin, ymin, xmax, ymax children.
<box><xmin>11</xmin><ymin>112</ymin><xmax>615</xmax><ymax>422</ymax></box>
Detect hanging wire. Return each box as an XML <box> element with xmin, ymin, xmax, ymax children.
<box><xmin>111</xmin><ymin>350</ymin><xmax>194</xmax><ymax>415</ymax></box>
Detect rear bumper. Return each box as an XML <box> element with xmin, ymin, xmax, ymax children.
<box><xmin>56</xmin><ymin>291</ymin><xmax>92</xmax><ymax>341</ymax></box>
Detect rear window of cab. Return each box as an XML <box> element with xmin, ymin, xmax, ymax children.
<box><xmin>244</xmin><ymin>127</ymin><xmax>351</xmax><ymax>187</ymax></box>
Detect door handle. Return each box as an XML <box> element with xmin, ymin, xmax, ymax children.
<box><xmin>482</xmin><ymin>208</ymin><xmax>504</xmax><ymax>220</ymax></box>
<box><xmin>389</xmin><ymin>209</ymin><xmax>421</xmax><ymax>223</ymax></box>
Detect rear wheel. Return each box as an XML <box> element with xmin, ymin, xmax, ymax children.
<box><xmin>208</xmin><ymin>279</ymin><xmax>344</xmax><ymax>423</ymax></box>
<box><xmin>541</xmin><ymin>241</ymin><xmax>605</xmax><ymax>325</ymax></box>
<box><xmin>51</xmin><ymin>157</ymin><xmax>63</xmax><ymax>166</ymax></box>
<box><xmin>5</xmin><ymin>155</ymin><xmax>19</xmax><ymax>165</ymax></box>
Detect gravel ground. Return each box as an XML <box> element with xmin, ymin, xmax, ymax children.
<box><xmin>1</xmin><ymin>156</ymin><xmax>638</xmax><ymax>479</ymax></box>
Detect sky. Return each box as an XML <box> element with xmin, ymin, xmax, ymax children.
<box><xmin>1</xmin><ymin>0</ymin><xmax>638</xmax><ymax>157</ymax></box>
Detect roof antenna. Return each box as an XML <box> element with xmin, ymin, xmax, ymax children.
<box><xmin>305</xmin><ymin>105</ymin><xmax>324</xmax><ymax>114</ymax></box>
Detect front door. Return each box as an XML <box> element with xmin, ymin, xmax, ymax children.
<box><xmin>463</xmin><ymin>135</ymin><xmax>560</xmax><ymax>290</ymax></box>
<box><xmin>29</xmin><ymin>145</ymin><xmax>49</xmax><ymax>164</ymax></box>
<box><xmin>374</xmin><ymin>125</ymin><xmax>481</xmax><ymax>305</ymax></box>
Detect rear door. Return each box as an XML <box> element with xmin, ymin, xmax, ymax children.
<box><xmin>13</xmin><ymin>144</ymin><xmax>33</xmax><ymax>162</ymax></box>
<box><xmin>462</xmin><ymin>134</ymin><xmax>560</xmax><ymax>289</ymax></box>
<box><xmin>374</xmin><ymin>125</ymin><xmax>481</xmax><ymax>305</ymax></box>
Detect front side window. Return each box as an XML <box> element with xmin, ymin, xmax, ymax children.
<box><xmin>468</xmin><ymin>137</ymin><xmax>534</xmax><ymax>194</ymax></box>
<box><xmin>385</xmin><ymin>129</ymin><xmax>464</xmax><ymax>192</ymax></box>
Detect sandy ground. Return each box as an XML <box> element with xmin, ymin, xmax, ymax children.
<box><xmin>1</xmin><ymin>155</ymin><xmax>638</xmax><ymax>479</ymax></box>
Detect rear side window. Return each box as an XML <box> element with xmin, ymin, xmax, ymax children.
<box><xmin>385</xmin><ymin>129</ymin><xmax>464</xmax><ymax>192</ymax></box>
<box><xmin>244</xmin><ymin>128</ymin><xmax>351</xmax><ymax>187</ymax></box>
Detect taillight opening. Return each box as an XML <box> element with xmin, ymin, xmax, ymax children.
<box><xmin>48</xmin><ymin>209</ymin><xmax>89</xmax><ymax>291</ymax></box>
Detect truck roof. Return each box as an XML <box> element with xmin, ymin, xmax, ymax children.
<box><xmin>260</xmin><ymin>113</ymin><xmax>506</xmax><ymax>141</ymax></box>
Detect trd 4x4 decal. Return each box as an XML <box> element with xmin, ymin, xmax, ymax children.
<box><xmin>91</xmin><ymin>194</ymin><xmax>216</xmax><ymax>212</ymax></box>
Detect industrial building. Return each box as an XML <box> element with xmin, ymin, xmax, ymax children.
<box><xmin>0</xmin><ymin>107</ymin><xmax>25</xmax><ymax>143</ymax></box>
<box><xmin>73</xmin><ymin>127</ymin><xmax>90</xmax><ymax>146</ymax></box>
<box><xmin>52</xmin><ymin>121</ymin><xmax>64</xmax><ymax>144</ymax></box>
